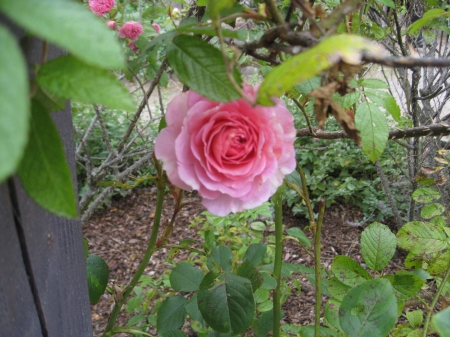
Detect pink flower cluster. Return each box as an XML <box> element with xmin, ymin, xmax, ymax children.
<box><xmin>89</xmin><ymin>0</ymin><xmax>114</xmax><ymax>16</ymax></box>
<box><xmin>118</xmin><ymin>21</ymin><xmax>144</xmax><ymax>41</ymax></box>
<box><xmin>155</xmin><ymin>84</ymin><xmax>296</xmax><ymax>216</ymax></box>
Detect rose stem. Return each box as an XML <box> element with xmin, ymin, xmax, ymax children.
<box><xmin>102</xmin><ymin>157</ymin><xmax>165</xmax><ymax>336</ymax></box>
<box><xmin>314</xmin><ymin>199</ymin><xmax>325</xmax><ymax>337</ymax></box>
<box><xmin>272</xmin><ymin>185</ymin><xmax>285</xmax><ymax>337</ymax></box>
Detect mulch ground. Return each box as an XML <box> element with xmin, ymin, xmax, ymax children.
<box><xmin>83</xmin><ymin>186</ymin><xmax>405</xmax><ymax>337</ymax></box>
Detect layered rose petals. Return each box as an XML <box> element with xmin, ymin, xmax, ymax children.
<box><xmin>155</xmin><ymin>84</ymin><xmax>296</xmax><ymax>216</ymax></box>
<box><xmin>89</xmin><ymin>0</ymin><xmax>115</xmax><ymax>16</ymax></box>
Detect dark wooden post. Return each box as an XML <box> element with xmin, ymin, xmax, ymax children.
<box><xmin>0</xmin><ymin>20</ymin><xmax>93</xmax><ymax>337</ymax></box>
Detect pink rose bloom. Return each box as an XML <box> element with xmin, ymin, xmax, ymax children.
<box><xmin>155</xmin><ymin>84</ymin><xmax>296</xmax><ymax>216</ymax></box>
<box><xmin>89</xmin><ymin>0</ymin><xmax>115</xmax><ymax>16</ymax></box>
<box><xmin>152</xmin><ymin>23</ymin><xmax>161</xmax><ymax>34</ymax></box>
<box><xmin>106</xmin><ymin>21</ymin><xmax>116</xmax><ymax>29</ymax></box>
<box><xmin>118</xmin><ymin>21</ymin><xmax>144</xmax><ymax>41</ymax></box>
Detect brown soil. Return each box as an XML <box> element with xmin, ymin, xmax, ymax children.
<box><xmin>83</xmin><ymin>186</ymin><xmax>404</xmax><ymax>337</ymax></box>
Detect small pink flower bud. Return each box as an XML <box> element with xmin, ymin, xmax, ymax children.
<box><xmin>152</xmin><ymin>23</ymin><xmax>161</xmax><ymax>34</ymax></box>
<box><xmin>106</xmin><ymin>21</ymin><xmax>116</xmax><ymax>29</ymax></box>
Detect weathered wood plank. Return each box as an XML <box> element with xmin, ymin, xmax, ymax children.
<box><xmin>0</xmin><ymin>184</ymin><xmax>44</xmax><ymax>337</ymax></box>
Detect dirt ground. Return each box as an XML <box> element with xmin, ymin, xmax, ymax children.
<box><xmin>83</xmin><ymin>186</ymin><xmax>404</xmax><ymax>337</ymax></box>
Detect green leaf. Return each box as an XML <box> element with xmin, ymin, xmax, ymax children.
<box><xmin>37</xmin><ymin>55</ymin><xmax>135</xmax><ymax>111</ymax></box>
<box><xmin>250</xmin><ymin>221</ymin><xmax>267</xmax><ymax>231</ymax></box>
<box><xmin>126</xmin><ymin>296</ymin><xmax>144</xmax><ymax>313</ymax></box>
<box><xmin>243</xmin><ymin>243</ymin><xmax>267</xmax><ymax>266</ymax></box>
<box><xmin>157</xmin><ymin>296</ymin><xmax>188</xmax><ymax>332</ymax></box>
<box><xmin>386</xmin><ymin>273</ymin><xmax>424</xmax><ymax>301</ymax></box>
<box><xmin>126</xmin><ymin>314</ymin><xmax>146</xmax><ymax>327</ymax></box>
<box><xmin>360</xmin><ymin>222</ymin><xmax>396</xmax><ymax>271</ymax></box>
<box><xmin>17</xmin><ymin>100</ymin><xmax>77</xmax><ymax>218</ymax></box>
<box><xmin>286</xmin><ymin>227</ymin><xmax>312</xmax><ymax>247</ymax></box>
<box><xmin>359</xmin><ymin>79</ymin><xmax>390</xmax><ymax>89</ymax></box>
<box><xmin>170</xmin><ymin>262</ymin><xmax>204</xmax><ymax>292</ymax></box>
<box><xmin>324</xmin><ymin>299</ymin><xmax>343</xmax><ymax>332</ymax></box>
<box><xmin>260</xmin><ymin>272</ymin><xmax>277</xmax><ymax>290</ymax></box>
<box><xmin>236</xmin><ymin>260</ymin><xmax>263</xmax><ymax>291</ymax></box>
<box><xmin>432</xmin><ymin>306</ymin><xmax>450</xmax><ymax>337</ymax></box>
<box><xmin>208</xmin><ymin>0</ymin><xmax>235</xmax><ymax>18</ymax></box>
<box><xmin>364</xmin><ymin>89</ymin><xmax>400</xmax><ymax>122</ymax></box>
<box><xmin>428</xmin><ymin>250</ymin><xmax>450</xmax><ymax>276</ymax></box>
<box><xmin>376</xmin><ymin>0</ymin><xmax>395</xmax><ymax>8</ymax></box>
<box><xmin>254</xmin><ymin>309</ymin><xmax>274</xmax><ymax>337</ymax></box>
<box><xmin>355</xmin><ymin>102</ymin><xmax>389</xmax><ymax>162</ymax></box>
<box><xmin>299</xmin><ymin>326</ymin><xmax>341</xmax><ymax>337</ymax></box>
<box><xmin>207</xmin><ymin>246</ymin><xmax>233</xmax><ymax>272</ymax></box>
<box><xmin>185</xmin><ymin>294</ymin><xmax>206</xmax><ymax>326</ymax></box>
<box><xmin>408</xmin><ymin>9</ymin><xmax>449</xmax><ymax>34</ymax></box>
<box><xmin>198</xmin><ymin>272</ymin><xmax>255</xmax><ymax>334</ymax></box>
<box><xmin>257</xmin><ymin>34</ymin><xmax>383</xmax><ymax>106</ymax></box>
<box><xmin>406</xmin><ymin>310</ymin><xmax>423</xmax><ymax>329</ymax></box>
<box><xmin>327</xmin><ymin>277</ymin><xmax>351</xmax><ymax>301</ymax></box>
<box><xmin>397</xmin><ymin>221</ymin><xmax>448</xmax><ymax>256</ymax></box>
<box><xmin>0</xmin><ymin>24</ymin><xmax>29</xmax><ymax>183</ymax></box>
<box><xmin>0</xmin><ymin>0</ymin><xmax>124</xmax><ymax>69</ymax></box>
<box><xmin>420</xmin><ymin>203</ymin><xmax>445</xmax><ymax>219</ymax></box>
<box><xmin>167</xmin><ymin>35</ymin><xmax>240</xmax><ymax>102</ymax></box>
<box><xmin>331</xmin><ymin>256</ymin><xmax>372</xmax><ymax>287</ymax></box>
<box><xmin>412</xmin><ymin>188</ymin><xmax>441</xmax><ymax>203</ymax></box>
<box><xmin>339</xmin><ymin>279</ymin><xmax>397</xmax><ymax>337</ymax></box>
<box><xmin>86</xmin><ymin>254</ymin><xmax>109</xmax><ymax>304</ymax></box>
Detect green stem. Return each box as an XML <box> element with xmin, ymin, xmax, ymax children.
<box><xmin>272</xmin><ymin>186</ymin><xmax>284</xmax><ymax>337</ymax></box>
<box><xmin>105</xmin><ymin>326</ymin><xmax>155</xmax><ymax>337</ymax></box>
<box><xmin>314</xmin><ymin>199</ymin><xmax>326</xmax><ymax>337</ymax></box>
<box><xmin>264</xmin><ymin>0</ymin><xmax>285</xmax><ymax>24</ymax></box>
<box><xmin>422</xmin><ymin>264</ymin><xmax>450</xmax><ymax>337</ymax></box>
<box><xmin>102</xmin><ymin>175</ymin><xmax>165</xmax><ymax>336</ymax></box>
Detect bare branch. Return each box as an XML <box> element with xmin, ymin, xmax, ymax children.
<box><xmin>363</xmin><ymin>53</ymin><xmax>450</xmax><ymax>68</ymax></box>
<box><xmin>296</xmin><ymin>123</ymin><xmax>450</xmax><ymax>140</ymax></box>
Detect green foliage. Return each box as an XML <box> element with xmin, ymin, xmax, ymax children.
<box><xmin>257</xmin><ymin>34</ymin><xmax>383</xmax><ymax>106</ymax></box>
<box><xmin>37</xmin><ymin>55</ymin><xmax>135</xmax><ymax>111</ymax></box>
<box><xmin>432</xmin><ymin>306</ymin><xmax>450</xmax><ymax>337</ymax></box>
<box><xmin>0</xmin><ymin>25</ymin><xmax>29</xmax><ymax>183</ymax></box>
<box><xmin>86</xmin><ymin>254</ymin><xmax>109</xmax><ymax>304</ymax></box>
<box><xmin>167</xmin><ymin>35</ymin><xmax>241</xmax><ymax>102</ymax></box>
<box><xmin>360</xmin><ymin>222</ymin><xmax>396</xmax><ymax>271</ymax></box>
<box><xmin>339</xmin><ymin>279</ymin><xmax>397</xmax><ymax>337</ymax></box>
<box><xmin>17</xmin><ymin>100</ymin><xmax>77</xmax><ymax>218</ymax></box>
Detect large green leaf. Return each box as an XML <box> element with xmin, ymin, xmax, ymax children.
<box><xmin>159</xmin><ymin>330</ymin><xmax>187</xmax><ymax>337</ymax></box>
<box><xmin>184</xmin><ymin>294</ymin><xmax>206</xmax><ymax>325</ymax></box>
<box><xmin>157</xmin><ymin>296</ymin><xmax>188</xmax><ymax>333</ymax></box>
<box><xmin>198</xmin><ymin>272</ymin><xmax>255</xmax><ymax>334</ymax></box>
<box><xmin>167</xmin><ymin>35</ymin><xmax>241</xmax><ymax>102</ymax></box>
<box><xmin>408</xmin><ymin>9</ymin><xmax>449</xmax><ymax>34</ymax></box>
<box><xmin>355</xmin><ymin>102</ymin><xmax>389</xmax><ymax>162</ymax></box>
<box><xmin>236</xmin><ymin>260</ymin><xmax>263</xmax><ymax>292</ymax></box>
<box><xmin>421</xmin><ymin>203</ymin><xmax>445</xmax><ymax>219</ymax></box>
<box><xmin>385</xmin><ymin>273</ymin><xmax>424</xmax><ymax>301</ymax></box>
<box><xmin>324</xmin><ymin>299</ymin><xmax>343</xmax><ymax>333</ymax></box>
<box><xmin>364</xmin><ymin>89</ymin><xmax>400</xmax><ymax>122</ymax></box>
<box><xmin>432</xmin><ymin>306</ymin><xmax>450</xmax><ymax>337</ymax></box>
<box><xmin>361</xmin><ymin>222</ymin><xmax>396</xmax><ymax>271</ymax></box>
<box><xmin>170</xmin><ymin>262</ymin><xmax>204</xmax><ymax>292</ymax></box>
<box><xmin>331</xmin><ymin>256</ymin><xmax>372</xmax><ymax>287</ymax></box>
<box><xmin>253</xmin><ymin>309</ymin><xmax>274</xmax><ymax>337</ymax></box>
<box><xmin>17</xmin><ymin>100</ymin><xmax>77</xmax><ymax>218</ymax></box>
<box><xmin>0</xmin><ymin>0</ymin><xmax>124</xmax><ymax>69</ymax></box>
<box><xmin>428</xmin><ymin>250</ymin><xmax>450</xmax><ymax>276</ymax></box>
<box><xmin>243</xmin><ymin>243</ymin><xmax>267</xmax><ymax>266</ymax></box>
<box><xmin>257</xmin><ymin>34</ymin><xmax>383</xmax><ymax>106</ymax></box>
<box><xmin>0</xmin><ymin>25</ymin><xmax>29</xmax><ymax>183</ymax></box>
<box><xmin>37</xmin><ymin>55</ymin><xmax>135</xmax><ymax>111</ymax></box>
<box><xmin>412</xmin><ymin>188</ymin><xmax>441</xmax><ymax>204</ymax></box>
<box><xmin>86</xmin><ymin>254</ymin><xmax>109</xmax><ymax>304</ymax></box>
<box><xmin>339</xmin><ymin>279</ymin><xmax>397</xmax><ymax>337</ymax></box>
<box><xmin>397</xmin><ymin>221</ymin><xmax>448</xmax><ymax>256</ymax></box>
<box><xmin>207</xmin><ymin>246</ymin><xmax>233</xmax><ymax>272</ymax></box>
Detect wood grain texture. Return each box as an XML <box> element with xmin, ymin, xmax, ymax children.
<box><xmin>0</xmin><ymin>20</ymin><xmax>93</xmax><ymax>336</ymax></box>
<box><xmin>0</xmin><ymin>184</ymin><xmax>44</xmax><ymax>337</ymax></box>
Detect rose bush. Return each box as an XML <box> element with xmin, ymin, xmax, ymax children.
<box><xmin>88</xmin><ymin>0</ymin><xmax>115</xmax><ymax>16</ymax></box>
<box><xmin>155</xmin><ymin>84</ymin><xmax>296</xmax><ymax>216</ymax></box>
<box><xmin>118</xmin><ymin>21</ymin><xmax>144</xmax><ymax>41</ymax></box>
